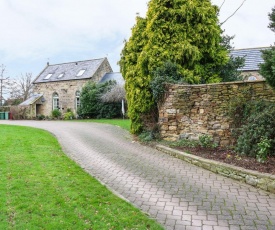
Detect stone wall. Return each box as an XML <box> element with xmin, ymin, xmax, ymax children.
<box><xmin>159</xmin><ymin>80</ymin><xmax>275</xmax><ymax>146</ymax></box>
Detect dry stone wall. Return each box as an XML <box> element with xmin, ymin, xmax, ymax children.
<box><xmin>159</xmin><ymin>80</ymin><xmax>275</xmax><ymax>146</ymax></box>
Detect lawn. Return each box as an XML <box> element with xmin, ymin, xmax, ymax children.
<box><xmin>0</xmin><ymin>125</ymin><xmax>163</xmax><ymax>230</ymax></box>
<box><xmin>78</xmin><ymin>119</ymin><xmax>131</xmax><ymax>131</ymax></box>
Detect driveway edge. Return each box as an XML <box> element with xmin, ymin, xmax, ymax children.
<box><xmin>156</xmin><ymin>144</ymin><xmax>275</xmax><ymax>194</ymax></box>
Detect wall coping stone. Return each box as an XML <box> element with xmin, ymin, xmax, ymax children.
<box><xmin>156</xmin><ymin>144</ymin><xmax>275</xmax><ymax>194</ymax></box>
<box><xmin>167</xmin><ymin>79</ymin><xmax>266</xmax><ymax>87</ymax></box>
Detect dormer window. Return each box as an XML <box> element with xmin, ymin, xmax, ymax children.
<box><xmin>58</xmin><ymin>73</ymin><xmax>64</xmax><ymax>79</ymax></box>
<box><xmin>44</xmin><ymin>74</ymin><xmax>53</xmax><ymax>80</ymax></box>
<box><xmin>76</xmin><ymin>69</ymin><xmax>86</xmax><ymax>77</ymax></box>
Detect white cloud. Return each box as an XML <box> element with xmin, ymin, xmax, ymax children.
<box><xmin>212</xmin><ymin>0</ymin><xmax>274</xmax><ymax>48</ymax></box>
<box><xmin>0</xmin><ymin>0</ymin><xmax>274</xmax><ymax>78</ymax></box>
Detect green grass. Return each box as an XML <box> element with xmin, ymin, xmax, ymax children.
<box><xmin>0</xmin><ymin>125</ymin><xmax>163</xmax><ymax>230</ymax></box>
<box><xmin>78</xmin><ymin>119</ymin><xmax>131</xmax><ymax>131</ymax></box>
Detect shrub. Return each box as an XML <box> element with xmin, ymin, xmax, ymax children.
<box><xmin>257</xmin><ymin>137</ymin><xmax>271</xmax><ymax>163</ymax></box>
<box><xmin>234</xmin><ymin>101</ymin><xmax>275</xmax><ymax>158</ymax></box>
<box><xmin>63</xmin><ymin>111</ymin><xmax>75</xmax><ymax>120</ymax></box>
<box><xmin>37</xmin><ymin>114</ymin><xmax>45</xmax><ymax>120</ymax></box>
<box><xmin>199</xmin><ymin>135</ymin><xmax>217</xmax><ymax>148</ymax></box>
<box><xmin>151</xmin><ymin>61</ymin><xmax>184</xmax><ymax>106</ymax></box>
<box><xmin>169</xmin><ymin>139</ymin><xmax>199</xmax><ymax>148</ymax></box>
<box><xmin>78</xmin><ymin>81</ymin><xmax>122</xmax><ymax>119</ymax></box>
<box><xmin>52</xmin><ymin>109</ymin><xmax>61</xmax><ymax>119</ymax></box>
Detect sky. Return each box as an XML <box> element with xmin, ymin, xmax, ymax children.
<box><xmin>0</xmin><ymin>0</ymin><xmax>274</xmax><ymax>80</ymax></box>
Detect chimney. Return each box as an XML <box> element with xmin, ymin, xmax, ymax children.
<box><xmin>47</xmin><ymin>62</ymin><xmax>49</xmax><ymax>66</ymax></box>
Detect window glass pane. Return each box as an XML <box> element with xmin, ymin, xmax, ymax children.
<box><xmin>57</xmin><ymin>73</ymin><xmax>64</xmax><ymax>79</ymax></box>
<box><xmin>53</xmin><ymin>93</ymin><xmax>59</xmax><ymax>110</ymax></box>
<box><xmin>76</xmin><ymin>70</ymin><xmax>86</xmax><ymax>77</ymax></box>
<box><xmin>76</xmin><ymin>91</ymin><xmax>80</xmax><ymax>110</ymax></box>
<box><xmin>44</xmin><ymin>74</ymin><xmax>53</xmax><ymax>80</ymax></box>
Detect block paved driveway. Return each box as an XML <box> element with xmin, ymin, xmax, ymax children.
<box><xmin>1</xmin><ymin>120</ymin><xmax>275</xmax><ymax>230</ymax></box>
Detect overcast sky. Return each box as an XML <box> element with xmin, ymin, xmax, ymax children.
<box><xmin>0</xmin><ymin>0</ymin><xmax>274</xmax><ymax>79</ymax></box>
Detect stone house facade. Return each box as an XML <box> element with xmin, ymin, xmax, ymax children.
<box><xmin>27</xmin><ymin>57</ymin><xmax>113</xmax><ymax>117</ymax></box>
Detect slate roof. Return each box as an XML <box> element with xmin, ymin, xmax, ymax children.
<box><xmin>20</xmin><ymin>94</ymin><xmax>43</xmax><ymax>106</ymax></box>
<box><xmin>33</xmin><ymin>58</ymin><xmax>107</xmax><ymax>84</ymax></box>
<box><xmin>230</xmin><ymin>47</ymin><xmax>269</xmax><ymax>71</ymax></box>
<box><xmin>99</xmin><ymin>72</ymin><xmax>125</xmax><ymax>85</ymax></box>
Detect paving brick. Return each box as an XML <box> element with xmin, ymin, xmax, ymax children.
<box><xmin>2</xmin><ymin>120</ymin><xmax>275</xmax><ymax>230</ymax></box>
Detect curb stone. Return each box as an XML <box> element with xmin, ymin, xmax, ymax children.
<box><xmin>156</xmin><ymin>144</ymin><xmax>275</xmax><ymax>194</ymax></box>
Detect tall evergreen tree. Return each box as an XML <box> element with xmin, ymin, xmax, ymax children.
<box><xmin>120</xmin><ymin>0</ymin><xmax>229</xmax><ymax>133</ymax></box>
<box><xmin>260</xmin><ymin>6</ymin><xmax>275</xmax><ymax>89</ymax></box>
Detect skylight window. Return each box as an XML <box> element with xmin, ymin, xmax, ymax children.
<box><xmin>76</xmin><ymin>69</ymin><xmax>86</xmax><ymax>77</ymax></box>
<box><xmin>44</xmin><ymin>74</ymin><xmax>53</xmax><ymax>80</ymax></box>
<box><xmin>57</xmin><ymin>73</ymin><xmax>64</xmax><ymax>79</ymax></box>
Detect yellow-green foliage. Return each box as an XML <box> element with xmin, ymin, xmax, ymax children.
<box><xmin>119</xmin><ymin>0</ymin><xmax>229</xmax><ymax>133</ymax></box>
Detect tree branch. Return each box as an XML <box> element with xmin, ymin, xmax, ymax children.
<box><xmin>219</xmin><ymin>0</ymin><xmax>226</xmax><ymax>11</ymax></box>
<box><xmin>221</xmin><ymin>0</ymin><xmax>247</xmax><ymax>25</ymax></box>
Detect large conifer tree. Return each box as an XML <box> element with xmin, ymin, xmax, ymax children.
<box><xmin>260</xmin><ymin>6</ymin><xmax>275</xmax><ymax>89</ymax></box>
<box><xmin>120</xmin><ymin>0</ymin><xmax>228</xmax><ymax>133</ymax></box>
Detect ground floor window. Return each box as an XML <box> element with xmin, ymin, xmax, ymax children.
<box><xmin>52</xmin><ymin>93</ymin><xmax>59</xmax><ymax>110</ymax></box>
<box><xmin>76</xmin><ymin>91</ymin><xmax>80</xmax><ymax>111</ymax></box>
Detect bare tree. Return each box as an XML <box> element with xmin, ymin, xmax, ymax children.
<box><xmin>101</xmin><ymin>84</ymin><xmax>126</xmax><ymax>103</ymax></box>
<box><xmin>0</xmin><ymin>64</ymin><xmax>11</xmax><ymax>106</ymax></box>
<box><xmin>220</xmin><ymin>0</ymin><xmax>247</xmax><ymax>25</ymax></box>
<box><xmin>9</xmin><ymin>73</ymin><xmax>34</xmax><ymax>102</ymax></box>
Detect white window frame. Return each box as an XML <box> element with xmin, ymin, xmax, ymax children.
<box><xmin>75</xmin><ymin>91</ymin><xmax>80</xmax><ymax>111</ymax></box>
<box><xmin>44</xmin><ymin>73</ymin><xmax>53</xmax><ymax>80</ymax></box>
<box><xmin>57</xmin><ymin>73</ymin><xmax>64</xmax><ymax>79</ymax></box>
<box><xmin>76</xmin><ymin>69</ymin><xmax>86</xmax><ymax>77</ymax></box>
<box><xmin>52</xmin><ymin>93</ymin><xmax>59</xmax><ymax>110</ymax></box>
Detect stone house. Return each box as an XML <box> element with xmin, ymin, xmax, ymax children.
<box><xmin>230</xmin><ymin>47</ymin><xmax>270</xmax><ymax>80</ymax></box>
<box><xmin>23</xmin><ymin>57</ymin><xmax>116</xmax><ymax>118</ymax></box>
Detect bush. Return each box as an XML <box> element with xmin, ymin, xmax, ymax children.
<box><xmin>151</xmin><ymin>61</ymin><xmax>184</xmax><ymax>105</ymax></box>
<box><xmin>257</xmin><ymin>138</ymin><xmax>271</xmax><ymax>163</ymax></box>
<box><xmin>37</xmin><ymin>114</ymin><xmax>45</xmax><ymax>120</ymax></box>
<box><xmin>260</xmin><ymin>46</ymin><xmax>275</xmax><ymax>89</ymax></box>
<box><xmin>78</xmin><ymin>81</ymin><xmax>122</xmax><ymax>119</ymax></box>
<box><xmin>63</xmin><ymin>111</ymin><xmax>75</xmax><ymax>120</ymax></box>
<box><xmin>234</xmin><ymin>101</ymin><xmax>275</xmax><ymax>158</ymax></box>
<box><xmin>199</xmin><ymin>135</ymin><xmax>217</xmax><ymax>148</ymax></box>
<box><xmin>169</xmin><ymin>139</ymin><xmax>199</xmax><ymax>148</ymax></box>
<box><xmin>52</xmin><ymin>109</ymin><xmax>61</xmax><ymax>118</ymax></box>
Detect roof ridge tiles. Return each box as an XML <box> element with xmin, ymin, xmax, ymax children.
<box><xmin>47</xmin><ymin>57</ymin><xmax>106</xmax><ymax>66</ymax></box>
<box><xmin>232</xmin><ymin>46</ymin><xmax>270</xmax><ymax>51</ymax></box>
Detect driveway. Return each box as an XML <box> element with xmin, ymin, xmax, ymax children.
<box><xmin>1</xmin><ymin>120</ymin><xmax>275</xmax><ymax>230</ymax></box>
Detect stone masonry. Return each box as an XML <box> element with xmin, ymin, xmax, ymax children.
<box><xmin>159</xmin><ymin>80</ymin><xmax>275</xmax><ymax>146</ymax></box>
<box><xmin>33</xmin><ymin>58</ymin><xmax>112</xmax><ymax>116</ymax></box>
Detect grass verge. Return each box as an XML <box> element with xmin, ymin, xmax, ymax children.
<box><xmin>77</xmin><ymin>119</ymin><xmax>131</xmax><ymax>131</ymax></box>
<box><xmin>0</xmin><ymin>125</ymin><xmax>162</xmax><ymax>230</ymax></box>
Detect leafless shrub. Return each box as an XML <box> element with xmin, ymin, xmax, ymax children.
<box><xmin>101</xmin><ymin>84</ymin><xmax>126</xmax><ymax>103</ymax></box>
<box><xmin>10</xmin><ymin>105</ymin><xmax>28</xmax><ymax>120</ymax></box>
